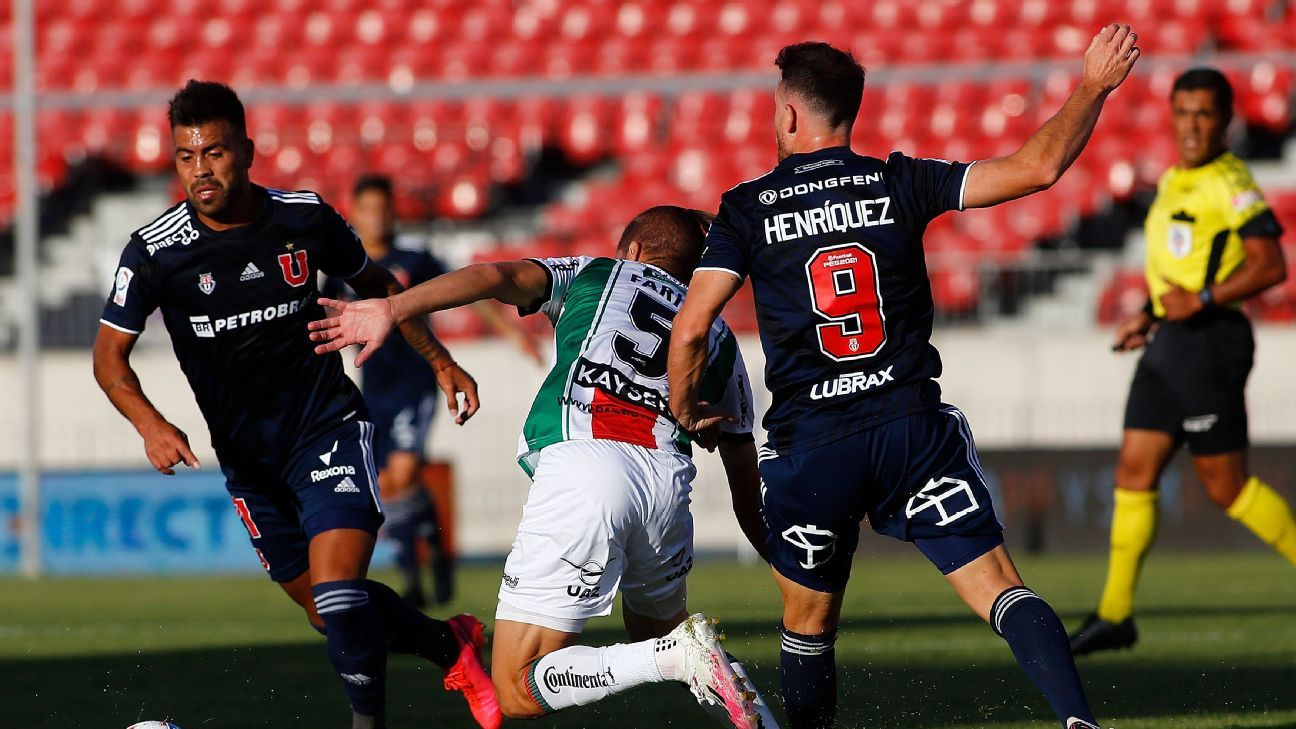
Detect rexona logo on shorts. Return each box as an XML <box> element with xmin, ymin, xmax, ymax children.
<box><xmin>312</xmin><ymin>465</ymin><xmax>357</xmax><ymax>483</ymax></box>
<box><xmin>189</xmin><ymin>295</ymin><xmax>310</xmax><ymax>338</ymax></box>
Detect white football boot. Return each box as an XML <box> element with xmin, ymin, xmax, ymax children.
<box><xmin>671</xmin><ymin>613</ymin><xmax>758</xmax><ymax>729</ymax></box>
<box><xmin>728</xmin><ymin>652</ymin><xmax>781</xmax><ymax>729</ymax></box>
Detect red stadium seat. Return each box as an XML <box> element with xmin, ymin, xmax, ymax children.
<box><xmin>457</xmin><ymin>5</ymin><xmax>512</xmax><ymax>44</ymax></box>
<box><xmin>1097</xmin><ymin>270</ymin><xmax>1149</xmax><ymax>325</ymax></box>
<box><xmin>645</xmin><ymin>36</ymin><xmax>700</xmax><ymax>75</ymax></box>
<box><xmin>556</xmin><ymin>96</ymin><xmax>612</xmax><ymax>164</ymax></box>
<box><xmin>127</xmin><ymin>110</ymin><xmax>171</xmax><ymax>172</ymax></box>
<box><xmin>930</xmin><ymin>268</ymin><xmax>981</xmax><ymax>315</ymax></box>
<box><xmin>542</xmin><ymin>38</ymin><xmax>599</xmax><ymax>80</ymax></box>
<box><xmin>612</xmin><ymin>92</ymin><xmax>663</xmax><ymax>156</ymax></box>
<box><xmin>334</xmin><ymin>46</ymin><xmax>388</xmax><ymax>85</ymax></box>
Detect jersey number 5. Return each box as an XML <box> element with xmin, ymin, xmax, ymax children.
<box><xmin>613</xmin><ymin>290</ymin><xmax>673</xmax><ymax>379</ymax></box>
<box><xmin>805</xmin><ymin>243</ymin><xmax>886</xmax><ymax>361</ymax></box>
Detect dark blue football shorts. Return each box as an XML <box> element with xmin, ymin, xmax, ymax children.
<box><xmin>223</xmin><ymin>418</ymin><xmax>384</xmax><ymax>582</ymax></box>
<box><xmin>366</xmin><ymin>388</ymin><xmax>437</xmax><ymax>467</ymax></box>
<box><xmin>759</xmin><ymin>404</ymin><xmax>1003</xmax><ymax>593</ymax></box>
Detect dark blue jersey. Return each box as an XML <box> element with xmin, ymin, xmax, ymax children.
<box><xmin>322</xmin><ymin>238</ymin><xmax>445</xmax><ymax>398</ymax></box>
<box><xmin>100</xmin><ymin>187</ymin><xmax>370</xmax><ymax>467</ymax></box>
<box><xmin>698</xmin><ymin>146</ymin><xmax>973</xmax><ymax>454</ymax></box>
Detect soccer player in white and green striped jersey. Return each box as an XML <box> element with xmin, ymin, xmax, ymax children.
<box><xmin>310</xmin><ymin>206</ymin><xmax>779</xmax><ymax>729</ymax></box>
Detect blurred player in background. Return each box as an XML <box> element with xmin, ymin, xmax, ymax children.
<box><xmin>1070</xmin><ymin>68</ymin><xmax>1293</xmax><ymax>656</ymax></box>
<box><xmin>311</xmin><ymin>206</ymin><xmax>778</xmax><ymax>729</ymax></box>
<box><xmin>670</xmin><ymin>30</ymin><xmax>1139</xmax><ymax>729</ymax></box>
<box><xmin>92</xmin><ymin>81</ymin><xmax>500</xmax><ymax>729</ymax></box>
<box><xmin>324</xmin><ymin>173</ymin><xmax>542</xmax><ymax>608</ymax></box>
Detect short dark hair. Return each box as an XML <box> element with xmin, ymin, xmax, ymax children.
<box><xmin>775</xmin><ymin>42</ymin><xmax>865</xmax><ymax>129</ymax></box>
<box><xmin>168</xmin><ymin>80</ymin><xmax>246</xmax><ymax>133</ymax></box>
<box><xmin>353</xmin><ymin>174</ymin><xmax>394</xmax><ymax>199</ymax></box>
<box><xmin>1172</xmin><ymin>67</ymin><xmax>1234</xmax><ymax>122</ymax></box>
<box><xmin>616</xmin><ymin>205</ymin><xmax>711</xmax><ymax>278</ymax></box>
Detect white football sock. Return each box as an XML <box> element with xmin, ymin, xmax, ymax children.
<box><xmin>529</xmin><ymin>641</ymin><xmax>665</xmax><ymax>711</ymax></box>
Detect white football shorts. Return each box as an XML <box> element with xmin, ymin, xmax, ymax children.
<box><xmin>496</xmin><ymin>438</ymin><xmax>696</xmax><ymax>633</ymax></box>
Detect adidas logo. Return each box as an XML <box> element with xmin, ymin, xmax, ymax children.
<box><xmin>239</xmin><ymin>262</ymin><xmax>265</xmax><ymax>281</ymax></box>
<box><xmin>340</xmin><ymin>672</ymin><xmax>373</xmax><ymax>686</ymax></box>
<box><xmin>334</xmin><ymin>476</ymin><xmax>361</xmax><ymax>494</ymax></box>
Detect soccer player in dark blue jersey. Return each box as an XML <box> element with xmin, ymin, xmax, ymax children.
<box><xmin>324</xmin><ymin>174</ymin><xmax>543</xmax><ymax>608</ymax></box>
<box><xmin>669</xmin><ymin>29</ymin><xmax>1140</xmax><ymax>729</ymax></box>
<box><xmin>324</xmin><ymin>174</ymin><xmax>455</xmax><ymax>609</ymax></box>
<box><xmin>92</xmin><ymin>81</ymin><xmax>501</xmax><ymax>729</ymax></box>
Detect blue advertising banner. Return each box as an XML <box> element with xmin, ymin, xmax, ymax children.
<box><xmin>0</xmin><ymin>471</ymin><xmax>393</xmax><ymax>574</ymax></box>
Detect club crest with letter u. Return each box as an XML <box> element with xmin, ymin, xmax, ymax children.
<box><xmin>278</xmin><ymin>249</ymin><xmax>310</xmax><ymax>287</ymax></box>
<box><xmin>782</xmin><ymin>524</ymin><xmax>837</xmax><ymax>569</ymax></box>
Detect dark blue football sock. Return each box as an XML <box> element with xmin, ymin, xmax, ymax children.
<box><xmin>313</xmin><ymin>579</ymin><xmax>387</xmax><ymax>723</ymax></box>
<box><xmin>780</xmin><ymin>625</ymin><xmax>837</xmax><ymax>729</ymax></box>
<box><xmin>992</xmin><ymin>586</ymin><xmax>1095</xmax><ymax>726</ymax></box>
<box><xmin>363</xmin><ymin>579</ymin><xmax>459</xmax><ymax>668</ymax></box>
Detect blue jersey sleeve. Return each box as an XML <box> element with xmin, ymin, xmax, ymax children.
<box><xmin>697</xmin><ymin>196</ymin><xmax>751</xmax><ymax>280</ymax></box>
<box><xmin>317</xmin><ymin>204</ymin><xmax>370</xmax><ymax>279</ymax></box>
<box><xmin>885</xmin><ymin>152</ymin><xmax>974</xmax><ymax>226</ymax></box>
<box><xmin>99</xmin><ymin>237</ymin><xmax>159</xmax><ymax>335</ymax></box>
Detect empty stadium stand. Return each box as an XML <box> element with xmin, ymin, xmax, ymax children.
<box><xmin>1</xmin><ymin>0</ymin><xmax>1293</xmax><ymax>343</ymax></box>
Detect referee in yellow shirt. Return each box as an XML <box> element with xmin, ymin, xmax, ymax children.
<box><xmin>1070</xmin><ymin>68</ymin><xmax>1294</xmax><ymax>655</ymax></box>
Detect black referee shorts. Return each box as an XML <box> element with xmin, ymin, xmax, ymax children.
<box><xmin>1123</xmin><ymin>308</ymin><xmax>1254</xmax><ymax>455</ymax></box>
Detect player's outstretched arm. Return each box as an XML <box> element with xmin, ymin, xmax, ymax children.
<box><xmin>92</xmin><ymin>324</ymin><xmax>200</xmax><ymax>475</ymax></box>
<box><xmin>668</xmin><ymin>269</ymin><xmax>743</xmax><ymax>432</ymax></box>
<box><xmin>963</xmin><ymin>23</ymin><xmax>1140</xmax><ymax>209</ymax></box>
<box><xmin>309</xmin><ymin>261</ymin><xmax>548</xmax><ymax>361</ymax></box>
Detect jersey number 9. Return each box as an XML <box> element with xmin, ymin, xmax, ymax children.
<box><xmin>805</xmin><ymin>243</ymin><xmax>886</xmax><ymax>361</ymax></box>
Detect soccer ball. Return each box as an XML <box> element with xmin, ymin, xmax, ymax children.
<box><xmin>126</xmin><ymin>723</ymin><xmax>181</xmax><ymax>729</ymax></box>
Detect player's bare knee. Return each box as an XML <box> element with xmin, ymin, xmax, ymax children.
<box><xmin>781</xmin><ymin>609</ymin><xmax>838</xmax><ymax>636</ymax></box>
<box><xmin>1114</xmin><ymin>458</ymin><xmax>1158</xmax><ymax>492</ymax></box>
<box><xmin>1203</xmin><ymin>476</ymin><xmax>1246</xmax><ymax>509</ymax></box>
<box><xmin>494</xmin><ymin>670</ymin><xmax>545</xmax><ymax>719</ymax></box>
<box><xmin>1194</xmin><ymin>455</ymin><xmax>1248</xmax><ymax>509</ymax></box>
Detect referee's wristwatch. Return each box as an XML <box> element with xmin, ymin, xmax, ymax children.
<box><xmin>1197</xmin><ymin>286</ymin><xmax>1215</xmax><ymax>308</ymax></box>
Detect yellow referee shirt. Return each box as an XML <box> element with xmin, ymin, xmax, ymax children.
<box><xmin>1144</xmin><ymin>151</ymin><xmax>1281</xmax><ymax>317</ymax></box>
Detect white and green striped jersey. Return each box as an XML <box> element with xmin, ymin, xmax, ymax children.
<box><xmin>516</xmin><ymin>256</ymin><xmax>754</xmax><ymax>476</ymax></box>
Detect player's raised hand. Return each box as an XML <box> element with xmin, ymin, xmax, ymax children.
<box><xmin>309</xmin><ymin>297</ymin><xmax>395</xmax><ymax>367</ymax></box>
<box><xmin>139</xmin><ymin>417</ymin><xmax>200</xmax><ymax>475</ymax></box>
<box><xmin>433</xmin><ymin>360</ymin><xmax>480</xmax><ymax>425</ymax></box>
<box><xmin>1083</xmin><ymin>23</ymin><xmax>1140</xmax><ymax>93</ymax></box>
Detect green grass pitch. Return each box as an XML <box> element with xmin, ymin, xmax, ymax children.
<box><xmin>3</xmin><ymin>552</ymin><xmax>1294</xmax><ymax>728</ymax></box>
